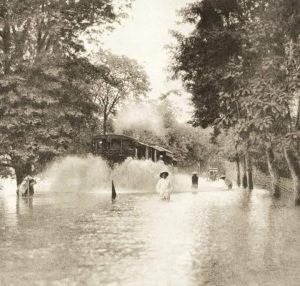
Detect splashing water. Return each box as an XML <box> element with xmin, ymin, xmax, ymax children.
<box><xmin>0</xmin><ymin>155</ymin><xmax>205</xmax><ymax>194</ymax></box>
<box><xmin>113</xmin><ymin>158</ymin><xmax>194</xmax><ymax>192</ymax></box>
<box><xmin>35</xmin><ymin>156</ymin><xmax>189</xmax><ymax>193</ymax></box>
<box><xmin>36</xmin><ymin>156</ymin><xmax>111</xmax><ymax>193</ymax></box>
<box><xmin>112</xmin><ymin>158</ymin><xmax>166</xmax><ymax>191</ymax></box>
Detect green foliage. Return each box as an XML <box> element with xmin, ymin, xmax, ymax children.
<box><xmin>0</xmin><ymin>0</ymin><xmax>132</xmax><ymax>74</ymax></box>
<box><xmin>0</xmin><ymin>58</ymin><xmax>100</xmax><ymax>174</ymax></box>
<box><xmin>121</xmin><ymin>100</ymin><xmax>213</xmax><ymax>168</ymax></box>
<box><xmin>171</xmin><ymin>0</ymin><xmax>300</xmax><ymax>175</ymax></box>
<box><xmin>90</xmin><ymin>50</ymin><xmax>150</xmax><ymax>134</ymax></box>
<box><xmin>171</xmin><ymin>0</ymin><xmax>246</xmax><ymax>128</ymax></box>
<box><xmin>0</xmin><ymin>0</ymin><xmax>133</xmax><ymax>182</ymax></box>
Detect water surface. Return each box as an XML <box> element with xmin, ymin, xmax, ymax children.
<box><xmin>1</xmin><ymin>184</ymin><xmax>300</xmax><ymax>286</ymax></box>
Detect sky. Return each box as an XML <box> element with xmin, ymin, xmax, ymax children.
<box><xmin>99</xmin><ymin>0</ymin><xmax>195</xmax><ymax>122</ymax></box>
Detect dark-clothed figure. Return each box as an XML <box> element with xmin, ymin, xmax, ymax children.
<box><xmin>192</xmin><ymin>172</ymin><xmax>198</xmax><ymax>189</ymax></box>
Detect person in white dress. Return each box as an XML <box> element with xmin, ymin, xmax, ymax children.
<box><xmin>156</xmin><ymin>170</ymin><xmax>173</xmax><ymax>201</ymax></box>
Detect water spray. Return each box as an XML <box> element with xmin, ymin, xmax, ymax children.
<box><xmin>35</xmin><ymin>156</ymin><xmax>192</xmax><ymax>194</ymax></box>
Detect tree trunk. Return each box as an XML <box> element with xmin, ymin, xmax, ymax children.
<box><xmin>242</xmin><ymin>155</ymin><xmax>248</xmax><ymax>189</ymax></box>
<box><xmin>15</xmin><ymin>167</ymin><xmax>27</xmax><ymax>187</ymax></box>
<box><xmin>3</xmin><ymin>17</ymin><xmax>12</xmax><ymax>74</ymax></box>
<box><xmin>295</xmin><ymin>98</ymin><xmax>300</xmax><ymax>153</ymax></box>
<box><xmin>14</xmin><ymin>163</ymin><xmax>32</xmax><ymax>187</ymax></box>
<box><xmin>103</xmin><ymin>113</ymin><xmax>107</xmax><ymax>135</ymax></box>
<box><xmin>284</xmin><ymin>148</ymin><xmax>300</xmax><ymax>206</ymax></box>
<box><xmin>245</xmin><ymin>151</ymin><xmax>253</xmax><ymax>191</ymax></box>
<box><xmin>266</xmin><ymin>146</ymin><xmax>281</xmax><ymax>198</ymax></box>
<box><xmin>236</xmin><ymin>154</ymin><xmax>241</xmax><ymax>187</ymax></box>
<box><xmin>15</xmin><ymin>165</ymin><xmax>29</xmax><ymax>197</ymax></box>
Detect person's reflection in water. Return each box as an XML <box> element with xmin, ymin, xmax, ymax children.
<box><xmin>22</xmin><ymin>196</ymin><xmax>34</xmax><ymax>215</ymax></box>
<box><xmin>16</xmin><ymin>196</ymin><xmax>20</xmax><ymax>216</ymax></box>
<box><xmin>15</xmin><ymin>196</ymin><xmax>34</xmax><ymax>226</ymax></box>
<box><xmin>28</xmin><ymin>197</ymin><xmax>33</xmax><ymax>210</ymax></box>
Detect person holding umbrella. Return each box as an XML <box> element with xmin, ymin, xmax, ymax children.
<box><xmin>220</xmin><ymin>175</ymin><xmax>233</xmax><ymax>189</ymax></box>
<box><xmin>17</xmin><ymin>176</ymin><xmax>36</xmax><ymax>197</ymax></box>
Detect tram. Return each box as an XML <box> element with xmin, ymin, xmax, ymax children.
<box><xmin>91</xmin><ymin>134</ymin><xmax>176</xmax><ymax>166</ymax></box>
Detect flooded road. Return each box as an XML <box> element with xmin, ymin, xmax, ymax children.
<box><xmin>1</xmin><ymin>181</ymin><xmax>300</xmax><ymax>286</ymax></box>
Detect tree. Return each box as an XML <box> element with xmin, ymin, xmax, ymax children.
<box><xmin>0</xmin><ymin>0</ymin><xmax>132</xmax><ymax>187</ymax></box>
<box><xmin>0</xmin><ymin>57</ymin><xmax>101</xmax><ymax>185</ymax></box>
<box><xmin>0</xmin><ymin>0</ymin><xmax>132</xmax><ymax>74</ymax></box>
<box><xmin>118</xmin><ymin>99</ymin><xmax>213</xmax><ymax>168</ymax></box>
<box><xmin>171</xmin><ymin>0</ymin><xmax>300</xmax><ymax>201</ymax></box>
<box><xmin>89</xmin><ymin>50</ymin><xmax>150</xmax><ymax>135</ymax></box>
<box><xmin>234</xmin><ymin>1</ymin><xmax>300</xmax><ymax>201</ymax></box>
<box><xmin>171</xmin><ymin>0</ymin><xmax>256</xmax><ymax>190</ymax></box>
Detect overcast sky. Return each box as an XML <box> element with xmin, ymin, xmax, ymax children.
<box><xmin>100</xmin><ymin>0</ymin><xmax>195</xmax><ymax>122</ymax></box>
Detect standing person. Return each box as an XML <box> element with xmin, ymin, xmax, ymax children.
<box><xmin>225</xmin><ymin>178</ymin><xmax>233</xmax><ymax>189</ymax></box>
<box><xmin>156</xmin><ymin>170</ymin><xmax>173</xmax><ymax>201</ymax></box>
<box><xmin>17</xmin><ymin>176</ymin><xmax>36</xmax><ymax>197</ymax></box>
<box><xmin>220</xmin><ymin>176</ymin><xmax>233</xmax><ymax>189</ymax></box>
<box><xmin>27</xmin><ymin>176</ymin><xmax>36</xmax><ymax>196</ymax></box>
<box><xmin>192</xmin><ymin>172</ymin><xmax>199</xmax><ymax>190</ymax></box>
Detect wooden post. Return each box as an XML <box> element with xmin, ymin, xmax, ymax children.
<box><xmin>112</xmin><ymin>180</ymin><xmax>117</xmax><ymax>202</ymax></box>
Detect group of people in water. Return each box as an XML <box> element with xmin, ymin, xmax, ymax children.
<box><xmin>156</xmin><ymin>169</ymin><xmax>200</xmax><ymax>201</ymax></box>
<box><xmin>16</xmin><ymin>167</ymin><xmax>231</xmax><ymax>202</ymax></box>
<box><xmin>156</xmin><ymin>169</ymin><xmax>232</xmax><ymax>201</ymax></box>
<box><xmin>16</xmin><ymin>176</ymin><xmax>36</xmax><ymax>197</ymax></box>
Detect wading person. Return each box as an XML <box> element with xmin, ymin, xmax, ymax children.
<box><xmin>17</xmin><ymin>176</ymin><xmax>36</xmax><ymax>197</ymax></box>
<box><xmin>156</xmin><ymin>170</ymin><xmax>173</xmax><ymax>201</ymax></box>
<box><xmin>220</xmin><ymin>176</ymin><xmax>233</xmax><ymax>190</ymax></box>
<box><xmin>192</xmin><ymin>172</ymin><xmax>199</xmax><ymax>190</ymax></box>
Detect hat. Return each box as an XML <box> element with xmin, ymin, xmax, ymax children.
<box><xmin>220</xmin><ymin>175</ymin><xmax>226</xmax><ymax>179</ymax></box>
<box><xmin>192</xmin><ymin>172</ymin><xmax>198</xmax><ymax>175</ymax></box>
<box><xmin>160</xmin><ymin>170</ymin><xmax>169</xmax><ymax>178</ymax></box>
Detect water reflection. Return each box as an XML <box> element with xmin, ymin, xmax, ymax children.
<box><xmin>1</xmin><ymin>187</ymin><xmax>300</xmax><ymax>286</ymax></box>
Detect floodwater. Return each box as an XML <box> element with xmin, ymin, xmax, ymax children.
<box><xmin>1</xmin><ymin>179</ymin><xmax>300</xmax><ymax>286</ymax></box>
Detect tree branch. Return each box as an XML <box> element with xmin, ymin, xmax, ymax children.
<box><xmin>108</xmin><ymin>93</ymin><xmax>122</xmax><ymax>115</ymax></box>
<box><xmin>0</xmin><ymin>162</ymin><xmax>14</xmax><ymax>168</ymax></box>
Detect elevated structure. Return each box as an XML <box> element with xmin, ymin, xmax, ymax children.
<box><xmin>91</xmin><ymin>134</ymin><xmax>176</xmax><ymax>166</ymax></box>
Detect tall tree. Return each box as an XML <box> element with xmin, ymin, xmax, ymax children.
<box><xmin>0</xmin><ymin>58</ymin><xmax>102</xmax><ymax>184</ymax></box>
<box><xmin>171</xmin><ymin>0</ymin><xmax>300</xmax><ymax>201</ymax></box>
<box><xmin>0</xmin><ymin>0</ymin><xmax>132</xmax><ymax>186</ymax></box>
<box><xmin>171</xmin><ymin>0</ymin><xmax>255</xmax><ymax>189</ymax></box>
<box><xmin>90</xmin><ymin>51</ymin><xmax>150</xmax><ymax>135</ymax></box>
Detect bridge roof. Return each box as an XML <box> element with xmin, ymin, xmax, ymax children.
<box><xmin>92</xmin><ymin>134</ymin><xmax>138</xmax><ymax>142</ymax></box>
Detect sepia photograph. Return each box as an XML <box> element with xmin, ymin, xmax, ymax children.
<box><xmin>0</xmin><ymin>0</ymin><xmax>300</xmax><ymax>285</ymax></box>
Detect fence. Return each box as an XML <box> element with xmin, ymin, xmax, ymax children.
<box><xmin>224</xmin><ymin>161</ymin><xmax>294</xmax><ymax>194</ymax></box>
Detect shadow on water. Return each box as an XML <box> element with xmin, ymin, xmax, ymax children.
<box><xmin>20</xmin><ymin>196</ymin><xmax>34</xmax><ymax>209</ymax></box>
